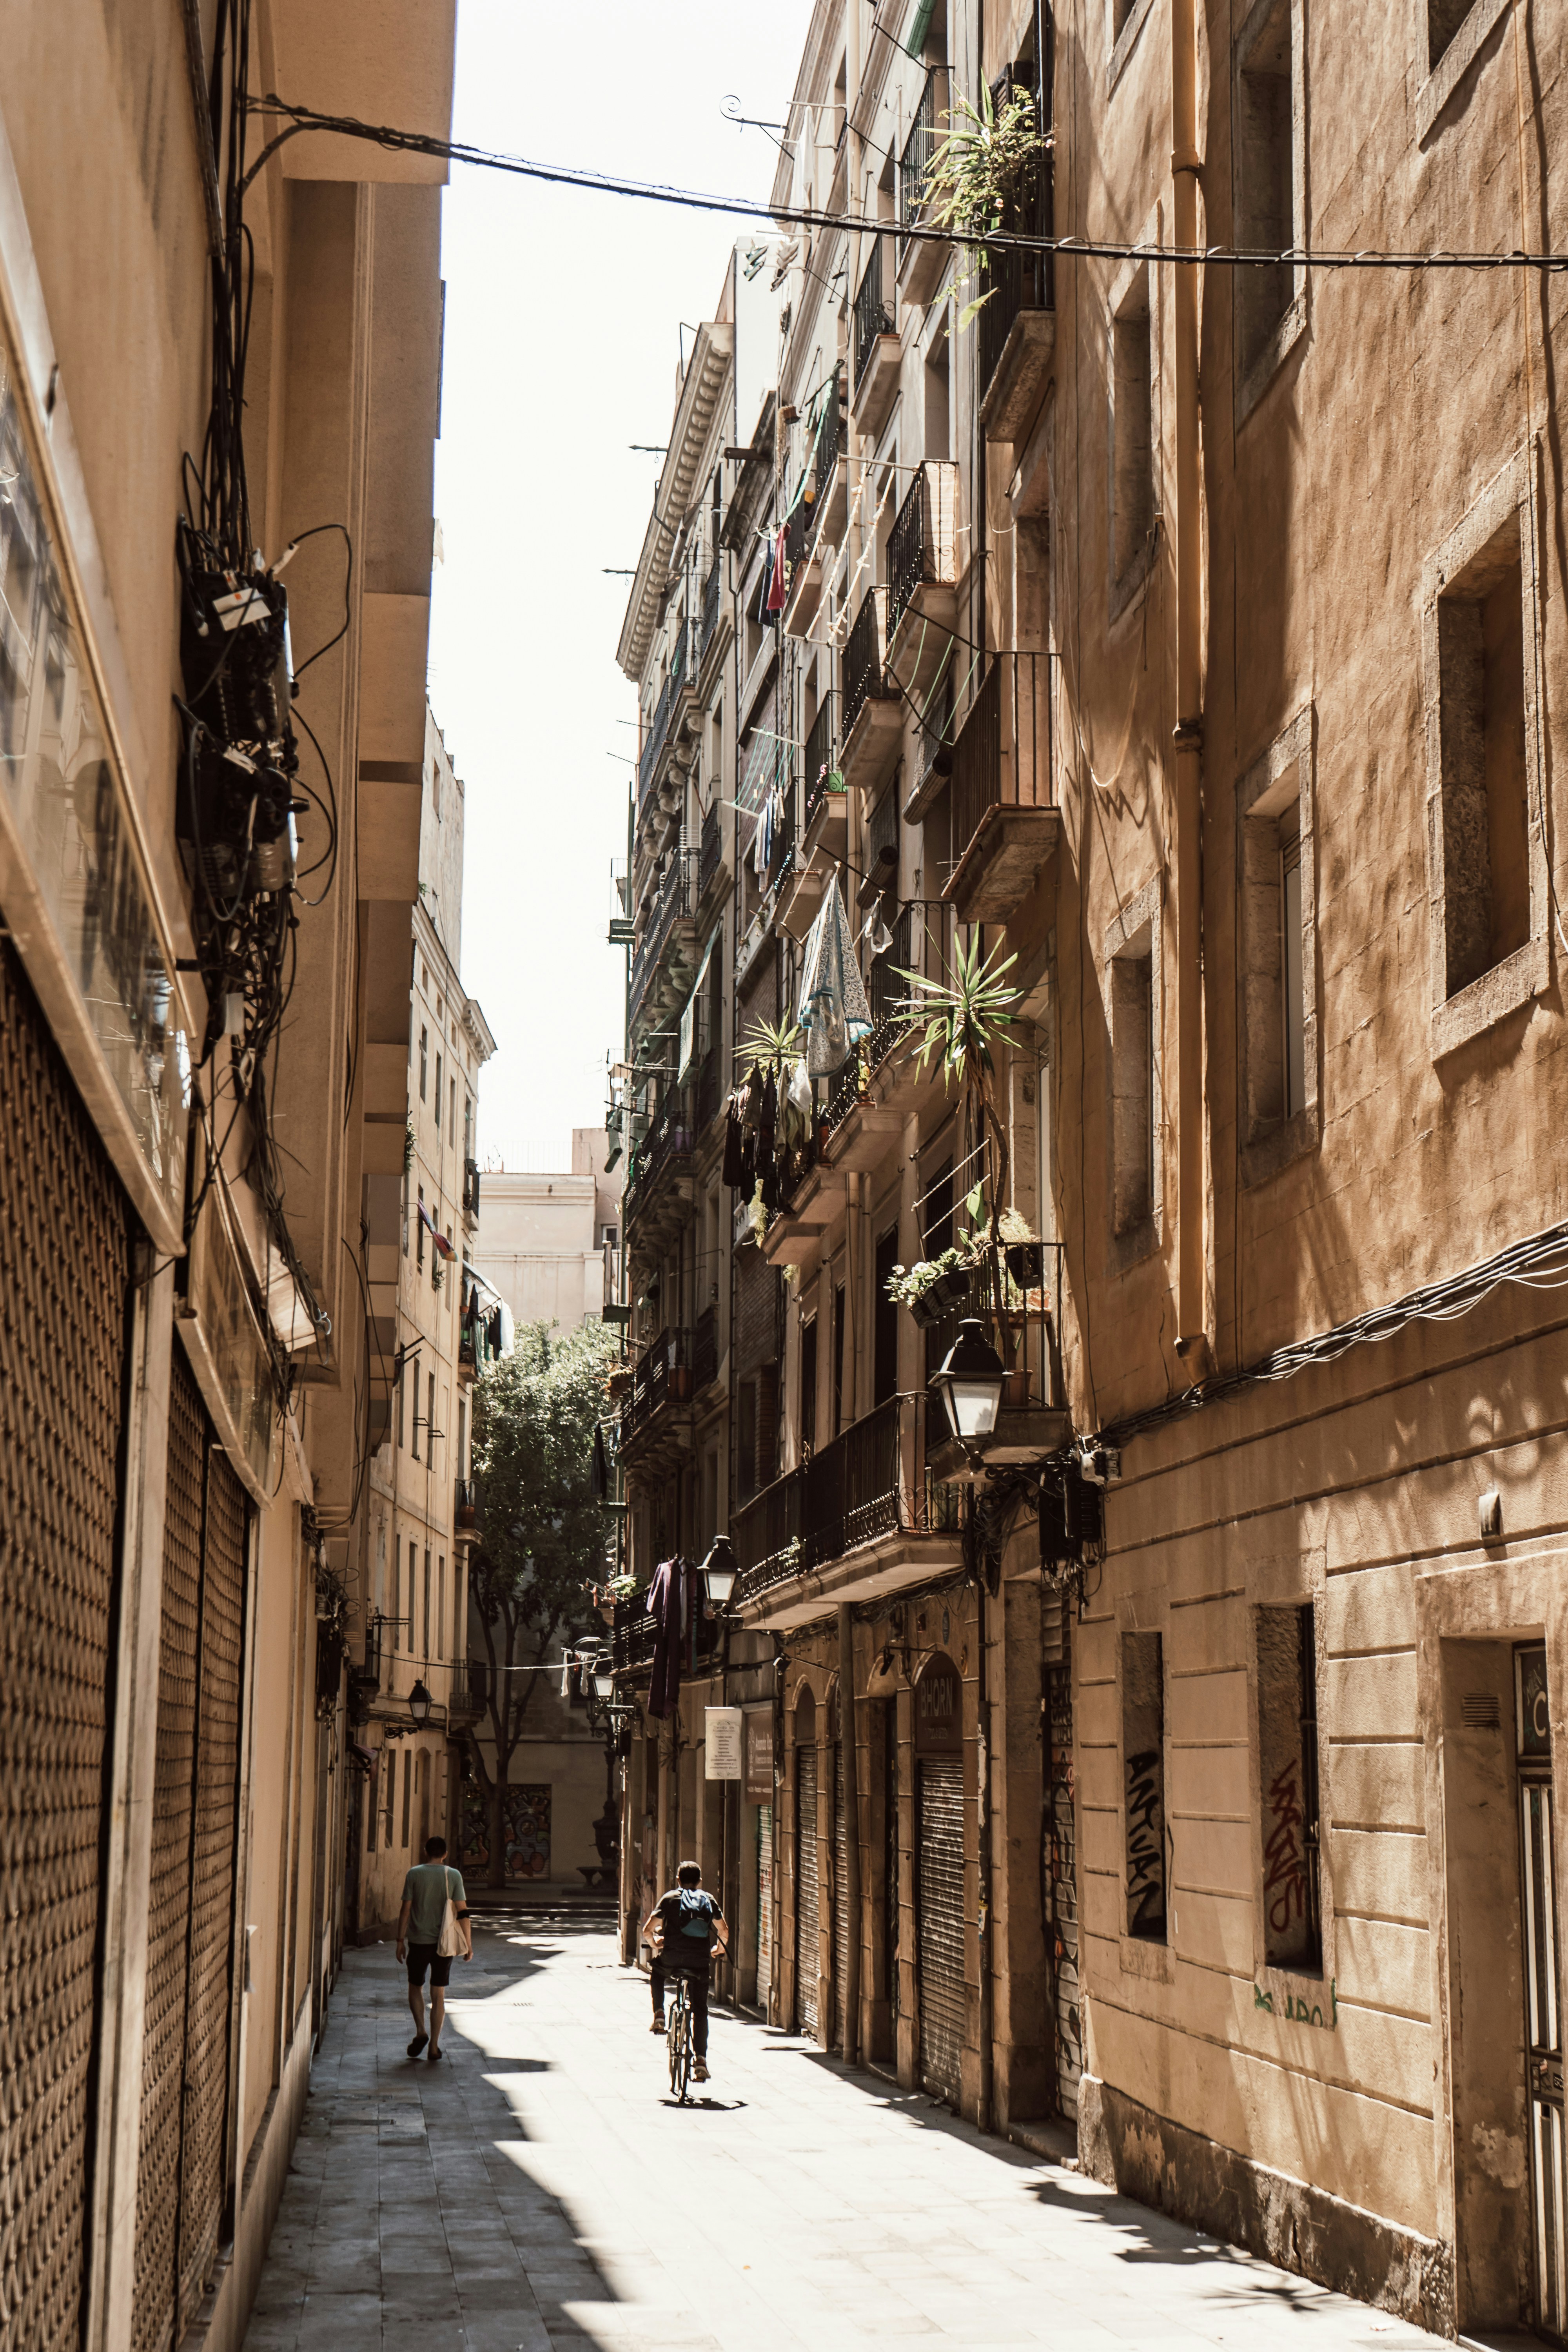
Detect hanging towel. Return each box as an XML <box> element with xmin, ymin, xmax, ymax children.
<box><xmin>797</xmin><ymin>876</ymin><xmax>875</xmax><ymax>1076</ymax></box>
<box><xmin>768</xmin><ymin>522</ymin><xmax>789</xmax><ymax>612</ymax></box>
<box><xmin>646</xmin><ymin>1555</ymin><xmax>687</xmax><ymax>1719</ymax></box>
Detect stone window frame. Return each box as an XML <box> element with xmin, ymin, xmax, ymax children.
<box><xmin>1231</xmin><ymin>0</ymin><xmax>1309</xmax><ymax>428</ymax></box>
<box><xmin>1246</xmin><ymin>1560</ymin><xmax>1336</xmax><ymax>2008</ymax></box>
<box><xmin>1107</xmin><ymin>242</ymin><xmax>1160</xmax><ymax>628</ymax></box>
<box><xmin>1413</xmin><ymin>0</ymin><xmax>1512</xmax><ymax>143</ymax></box>
<box><xmin>1107</xmin><ymin>0</ymin><xmax>1158</xmax><ymax>94</ymax></box>
<box><xmin>1113</xmin><ymin>1593</ymin><xmax>1174</xmax><ymax>1985</ymax></box>
<box><xmin>1103</xmin><ymin>872</ymin><xmax>1164</xmax><ymax>1276</ymax></box>
<box><xmin>1421</xmin><ymin>446</ymin><xmax>1550</xmax><ymax>1063</ymax></box>
<box><xmin>1236</xmin><ymin>705</ymin><xmax>1321</xmax><ymax>1189</ymax></box>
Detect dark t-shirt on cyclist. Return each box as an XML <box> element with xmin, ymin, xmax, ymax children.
<box><xmin>655</xmin><ymin>1887</ymin><xmax>723</xmax><ymax>1971</ymax></box>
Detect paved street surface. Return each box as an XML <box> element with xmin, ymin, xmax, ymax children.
<box><xmin>244</xmin><ymin>1916</ymin><xmax>1450</xmax><ymax>2352</ymax></box>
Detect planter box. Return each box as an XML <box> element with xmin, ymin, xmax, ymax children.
<box><xmin>906</xmin><ymin>1268</ymin><xmax>973</xmax><ymax>1328</ymax></box>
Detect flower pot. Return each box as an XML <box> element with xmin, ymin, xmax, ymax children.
<box><xmin>1005</xmin><ymin>1243</ymin><xmax>1044</xmax><ymax>1288</ymax></box>
<box><xmin>907</xmin><ymin>1267</ymin><xmax>973</xmax><ymax>1328</ymax></box>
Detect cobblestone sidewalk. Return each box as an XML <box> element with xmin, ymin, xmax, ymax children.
<box><xmin>243</xmin><ymin>1918</ymin><xmax>1450</xmax><ymax>2352</ymax></box>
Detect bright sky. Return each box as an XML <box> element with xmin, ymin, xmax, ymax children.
<box><xmin>428</xmin><ymin>2</ymin><xmax>814</xmax><ymax>1172</ymax></box>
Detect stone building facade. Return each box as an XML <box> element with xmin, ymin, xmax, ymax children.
<box><xmin>0</xmin><ymin>6</ymin><xmax>455</xmax><ymax>2348</ymax></box>
<box><xmin>607</xmin><ymin>0</ymin><xmax>1568</xmax><ymax>2339</ymax></box>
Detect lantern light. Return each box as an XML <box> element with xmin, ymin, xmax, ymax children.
<box><xmin>700</xmin><ymin>1534</ymin><xmax>739</xmax><ymax>1608</ymax></box>
<box><xmin>931</xmin><ymin>1319</ymin><xmax>1007</xmax><ymax>1446</ymax></box>
<box><xmin>408</xmin><ymin>1679</ymin><xmax>433</xmax><ymax>1727</ymax></box>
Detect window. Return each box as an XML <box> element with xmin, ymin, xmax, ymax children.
<box><xmin>1109</xmin><ymin>264</ymin><xmax>1154</xmax><ymax>608</ymax></box>
<box><xmin>1423</xmin><ymin>452</ymin><xmax>1547</xmax><ymax>1057</ymax></box>
<box><xmin>1258</xmin><ymin>1602</ymin><xmax>1322</xmax><ymax>1973</ymax></box>
<box><xmin>449</xmin><ymin>1076</ymin><xmax>457</xmax><ymax>1147</ymax></box>
<box><xmin>463</xmin><ymin>1092</ymin><xmax>474</xmax><ymax>1158</ymax></box>
<box><xmin>1122</xmin><ymin>1630</ymin><xmax>1167</xmax><ymax>1940</ymax></box>
<box><xmin>457</xmin><ymin>1399</ymin><xmax>467</xmax><ymax>1478</ymax></box>
<box><xmin>1109</xmin><ymin>937</ymin><xmax>1154</xmax><ymax>1238</ymax></box>
<box><xmin>873</xmin><ymin>1224</ymin><xmax>900</xmax><ymax>1406</ymax></box>
<box><xmin>427</xmin><ymin>1372</ymin><xmax>436</xmax><ymax>1458</ymax></box>
<box><xmin>1417</xmin><ymin>0</ymin><xmax>1511</xmax><ymax>137</ymax></box>
<box><xmin>419</xmin><ymin>1025</ymin><xmax>428</xmax><ymax>1101</ymax></box>
<box><xmin>1237</xmin><ymin>706</ymin><xmax>1319</xmax><ymax>1182</ymax></box>
<box><xmin>411</xmin><ymin>1365</ymin><xmax>421</xmax><ymax>1457</ymax></box>
<box><xmin>833</xmin><ymin>1279</ymin><xmax>847</xmax><ymax>1435</ymax></box>
<box><xmin>396</xmin><ymin>1358</ymin><xmax>406</xmax><ymax>1450</ymax></box>
<box><xmin>423</xmin><ymin>1547</ymin><xmax>431</xmax><ymax>1659</ymax></box>
<box><xmin>1233</xmin><ymin>0</ymin><xmax>1305</xmax><ymax>408</ymax></box>
<box><xmin>800</xmin><ymin>1317</ymin><xmax>817</xmax><ymax>1455</ymax></box>
<box><xmin>401</xmin><ymin>1748</ymin><xmax>412</xmax><ymax>1848</ymax></box>
<box><xmin>435</xmin><ymin>1050</ymin><xmax>443</xmax><ymax>1126</ymax></box>
<box><xmin>924</xmin><ymin>328</ymin><xmax>950</xmax><ymax>461</ymax></box>
<box><xmin>392</xmin><ymin>1540</ymin><xmax>402</xmax><ymax>1648</ymax></box>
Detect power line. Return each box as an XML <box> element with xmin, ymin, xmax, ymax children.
<box><xmin>243</xmin><ymin>95</ymin><xmax>1568</xmax><ymax>275</ymax></box>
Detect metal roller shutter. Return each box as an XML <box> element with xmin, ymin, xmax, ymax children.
<box><xmin>755</xmin><ymin>1805</ymin><xmax>773</xmax><ymax>2008</ymax></box>
<box><xmin>0</xmin><ymin>939</ymin><xmax>133</xmax><ymax>2352</ymax></box>
<box><xmin>917</xmin><ymin>1758</ymin><xmax>965</xmax><ymax>2104</ymax></box>
<box><xmin>132</xmin><ymin>1357</ymin><xmax>247</xmax><ymax>2352</ymax></box>
<box><xmin>795</xmin><ymin>1748</ymin><xmax>819</xmax><ymax>2038</ymax></box>
<box><xmin>831</xmin><ymin>1742</ymin><xmax>849</xmax><ymax>2048</ymax></box>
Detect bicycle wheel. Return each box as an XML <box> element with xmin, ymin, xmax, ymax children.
<box><xmin>669</xmin><ymin>1987</ymin><xmax>691</xmax><ymax>2103</ymax></box>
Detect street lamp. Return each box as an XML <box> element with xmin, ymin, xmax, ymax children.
<box><xmin>700</xmin><ymin>1533</ymin><xmax>738</xmax><ymax>1608</ymax></box>
<box><xmin>590</xmin><ymin>1655</ymin><xmax>615</xmax><ymax>1703</ymax></box>
<box><xmin>931</xmin><ymin>1319</ymin><xmax>1007</xmax><ymax>1446</ymax></box>
<box><xmin>408</xmin><ymin>1679</ymin><xmax>432</xmax><ymax>1728</ymax></box>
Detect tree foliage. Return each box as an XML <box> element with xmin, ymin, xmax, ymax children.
<box><xmin>465</xmin><ymin>1318</ymin><xmax>616</xmax><ymax>1885</ymax></box>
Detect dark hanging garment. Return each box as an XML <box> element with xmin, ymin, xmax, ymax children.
<box><xmin>590</xmin><ymin>1424</ymin><xmax>610</xmax><ymax>1502</ymax></box>
<box><xmin>758</xmin><ymin>1068</ymin><xmax>778</xmax><ymax>1166</ymax></box>
<box><xmin>647</xmin><ymin>1556</ymin><xmax>686</xmax><ymax>1719</ymax></box>
<box><xmin>723</xmin><ymin>1100</ymin><xmax>748</xmax><ymax>1189</ymax></box>
<box><xmin>487</xmin><ymin>1306</ymin><xmax>503</xmax><ymax>1351</ymax></box>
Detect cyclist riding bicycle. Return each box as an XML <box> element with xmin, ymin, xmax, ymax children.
<box><xmin>642</xmin><ymin>1859</ymin><xmax>728</xmax><ymax>2083</ymax></box>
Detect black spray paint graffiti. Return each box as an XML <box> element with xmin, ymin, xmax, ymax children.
<box><xmin>1264</xmin><ymin>1756</ymin><xmax>1308</xmax><ymax>1936</ymax></box>
<box><xmin>1125</xmin><ymin>1748</ymin><xmax>1166</xmax><ymax>1934</ymax></box>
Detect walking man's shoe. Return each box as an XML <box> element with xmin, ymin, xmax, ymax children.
<box><xmin>407</xmin><ymin>2031</ymin><xmax>428</xmax><ymax>2058</ymax></box>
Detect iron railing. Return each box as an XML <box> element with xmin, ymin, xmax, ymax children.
<box><xmin>843</xmin><ymin>587</ymin><xmax>889</xmax><ymax>739</ymax></box>
<box><xmin>636</xmin><ymin>633</ymin><xmax>687</xmax><ymax>817</ymax></box>
<box><xmin>623</xmin><ymin>1085</ymin><xmax>693</xmax><ymax>1227</ymax></box>
<box><xmin>948</xmin><ymin>654</ymin><xmax>1051</xmax><ymax>875</ymax></box>
<box><xmin>802</xmin><ymin>695</ymin><xmax>837</xmax><ymax>832</ymax></box>
<box><xmin>618</xmin><ymin>1325</ymin><xmax>695</xmax><ymax>1446</ymax></box>
<box><xmin>455</xmin><ymin>1477</ymin><xmax>477</xmax><ymax>1531</ymax></box>
<box><xmin>733</xmin><ymin>1394</ymin><xmax>958</xmax><ymax>1597</ymax></box>
<box><xmin>701</xmin><ymin>560</ymin><xmax>721</xmax><ymax>658</ymax></box>
<box><xmin>816</xmin><ymin>371</ymin><xmax>842</xmax><ymax>499</ymax></box>
<box><xmin>888</xmin><ymin>465</ymin><xmax>943</xmax><ymax>641</ymax></box>
<box><xmin>853</xmin><ymin>237</ymin><xmax>893</xmax><ymax>391</ymax></box>
<box><xmin>610</xmin><ymin>1592</ymin><xmax>720</xmax><ymax>1677</ymax></box>
<box><xmin>699</xmin><ymin>802</ymin><xmax>721</xmax><ymax>897</ymax></box>
<box><xmin>462</xmin><ymin>1158</ymin><xmax>481</xmax><ymax>1218</ymax></box>
<box><xmin>628</xmin><ymin>846</ymin><xmax>698</xmax><ymax>1024</ymax></box>
<box><xmin>767</xmin><ymin>772</ymin><xmax>797</xmax><ymax>887</ymax></box>
<box><xmin>898</xmin><ymin>69</ymin><xmax>943</xmax><ymax>250</ymax></box>
<box><xmin>977</xmin><ymin>78</ymin><xmax>1053</xmax><ymax>402</ymax></box>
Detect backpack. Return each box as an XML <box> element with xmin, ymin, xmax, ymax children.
<box><xmin>675</xmin><ymin>1889</ymin><xmax>715</xmax><ymax>1945</ymax></box>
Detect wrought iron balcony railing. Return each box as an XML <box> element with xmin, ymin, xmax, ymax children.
<box><xmin>977</xmin><ymin>98</ymin><xmax>1053</xmax><ymax>402</ymax></box>
<box><xmin>636</xmin><ymin>632</ymin><xmax>687</xmax><ymax>817</ymax></box>
<box><xmin>455</xmin><ymin>1476</ymin><xmax>477</xmax><ymax>1531</ymax></box>
<box><xmin>898</xmin><ymin>69</ymin><xmax>942</xmax><ymax>249</ymax></box>
<box><xmin>699</xmin><ymin>801</ymin><xmax>722</xmax><ymax>897</ymax></box>
<box><xmin>733</xmin><ymin>1393</ymin><xmax>958</xmax><ymax>1599</ymax></box>
<box><xmin>628</xmin><ymin>846</ymin><xmax>698</xmax><ymax>1024</ymax></box>
<box><xmin>843</xmin><ymin>587</ymin><xmax>890</xmax><ymax>740</ymax></box>
<box><xmin>948</xmin><ymin>653</ymin><xmax>1052</xmax><ymax>872</ymax></box>
<box><xmin>462</xmin><ymin>1157</ymin><xmax>481</xmax><ymax>1218</ymax></box>
<box><xmin>701</xmin><ymin>560</ymin><xmax>721</xmax><ymax>659</ymax></box>
<box><xmin>802</xmin><ymin>694</ymin><xmax>837</xmax><ymax>833</ymax></box>
<box><xmin>693</xmin><ymin>1304</ymin><xmax>718</xmax><ymax>1392</ymax></box>
<box><xmin>853</xmin><ymin>237</ymin><xmax>893</xmax><ymax>392</ymax></box>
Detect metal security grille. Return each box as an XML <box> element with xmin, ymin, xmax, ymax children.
<box><xmin>831</xmin><ymin>1742</ymin><xmax>849</xmax><ymax>2049</ymax></box>
<box><xmin>131</xmin><ymin>1354</ymin><xmax>247</xmax><ymax>2352</ymax></box>
<box><xmin>0</xmin><ymin>938</ymin><xmax>132</xmax><ymax>2352</ymax></box>
<box><xmin>1043</xmin><ymin>1591</ymin><xmax>1081</xmax><ymax>2117</ymax></box>
<box><xmin>918</xmin><ymin>1759</ymin><xmax>965</xmax><ymax>2105</ymax></box>
<box><xmin>755</xmin><ymin>1805</ymin><xmax>773</xmax><ymax>2009</ymax></box>
<box><xmin>795</xmin><ymin>1748</ymin><xmax>819</xmax><ymax>2038</ymax></box>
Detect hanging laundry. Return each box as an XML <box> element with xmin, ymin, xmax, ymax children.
<box><xmin>486</xmin><ymin>1305</ymin><xmax>503</xmax><ymax>1353</ymax></box>
<box><xmin>646</xmin><ymin>1555</ymin><xmax>688</xmax><ymax>1719</ymax></box>
<box><xmin>767</xmin><ymin>521</ymin><xmax>789</xmax><ymax>613</ymax></box>
<box><xmin>757</xmin><ymin>1066</ymin><xmax>781</xmax><ymax>1214</ymax></box>
<box><xmin>591</xmin><ymin>1423</ymin><xmax>610</xmax><ymax>1503</ymax></box>
<box><xmin>797</xmin><ymin>876</ymin><xmax>875</xmax><ymax>1076</ymax></box>
<box><xmin>754</xmin><ymin>537</ymin><xmax>775</xmax><ymax>623</ymax></box>
<box><xmin>418</xmin><ymin>1200</ymin><xmax>455</xmax><ymax>1259</ymax></box>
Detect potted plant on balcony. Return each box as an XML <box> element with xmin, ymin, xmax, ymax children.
<box><xmin>886</xmin><ymin>1247</ymin><xmax>976</xmax><ymax>1329</ymax></box>
<box><xmin>924</xmin><ymin>73</ymin><xmax>1052</xmax><ymax>331</ymax></box>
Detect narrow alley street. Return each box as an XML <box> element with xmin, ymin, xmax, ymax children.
<box><xmin>244</xmin><ymin>1916</ymin><xmax>1450</xmax><ymax>2352</ymax></box>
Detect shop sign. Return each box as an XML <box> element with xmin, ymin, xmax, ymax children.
<box><xmin>915</xmin><ymin>1657</ymin><xmax>963</xmax><ymax>1755</ymax></box>
<box><xmin>0</xmin><ymin>316</ymin><xmax>189</xmax><ymax>1251</ymax></box>
<box><xmin>705</xmin><ymin>1705</ymin><xmax>744</xmax><ymax>1780</ymax></box>
<box><xmin>744</xmin><ymin>1709</ymin><xmax>775</xmax><ymax>1804</ymax></box>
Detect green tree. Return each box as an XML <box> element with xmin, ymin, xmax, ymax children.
<box><xmin>465</xmin><ymin>1318</ymin><xmax>615</xmax><ymax>1889</ymax></box>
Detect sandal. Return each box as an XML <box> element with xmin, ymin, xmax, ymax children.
<box><xmin>407</xmin><ymin>2032</ymin><xmax>428</xmax><ymax>2058</ymax></box>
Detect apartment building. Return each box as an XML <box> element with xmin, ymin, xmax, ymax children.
<box><xmin>0</xmin><ymin>7</ymin><xmax>454</xmax><ymax>2348</ymax></box>
<box><xmin>606</xmin><ymin>0</ymin><xmax>1568</xmax><ymax>2339</ymax></box>
<box><xmin>357</xmin><ymin>708</ymin><xmax>496</xmax><ymax>1934</ymax></box>
<box><xmin>474</xmin><ymin>1128</ymin><xmax>624</xmax><ymax>1331</ymax></box>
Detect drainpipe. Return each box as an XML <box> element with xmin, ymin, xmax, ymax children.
<box><xmin>975</xmin><ymin>1544</ymin><xmax>995</xmax><ymax>2133</ymax></box>
<box><xmin>838</xmin><ymin>1602</ymin><xmax>862</xmax><ymax>2065</ymax></box>
<box><xmin>1172</xmin><ymin>0</ymin><xmax>1206</xmax><ymax>1348</ymax></box>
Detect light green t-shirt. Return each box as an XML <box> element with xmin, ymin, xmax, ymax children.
<box><xmin>402</xmin><ymin>1861</ymin><xmax>465</xmax><ymax>1944</ymax></box>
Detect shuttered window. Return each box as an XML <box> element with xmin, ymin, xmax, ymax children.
<box><xmin>917</xmin><ymin>1758</ymin><xmax>965</xmax><ymax>2103</ymax></box>
<box><xmin>795</xmin><ymin>1746</ymin><xmax>820</xmax><ymax>2038</ymax></box>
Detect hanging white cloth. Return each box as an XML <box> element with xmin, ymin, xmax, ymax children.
<box><xmin>796</xmin><ymin>877</ymin><xmax>873</xmax><ymax>1076</ymax></box>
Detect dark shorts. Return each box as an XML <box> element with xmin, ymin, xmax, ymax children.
<box><xmin>406</xmin><ymin>1943</ymin><xmax>453</xmax><ymax>1988</ymax></box>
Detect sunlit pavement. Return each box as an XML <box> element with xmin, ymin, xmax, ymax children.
<box><xmin>243</xmin><ymin>1918</ymin><xmax>1450</xmax><ymax>2352</ymax></box>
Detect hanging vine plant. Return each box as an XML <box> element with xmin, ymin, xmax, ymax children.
<box><xmin>926</xmin><ymin>77</ymin><xmax>1051</xmax><ymax>329</ymax></box>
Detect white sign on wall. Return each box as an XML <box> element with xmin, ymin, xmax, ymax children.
<box><xmin>705</xmin><ymin>1706</ymin><xmax>744</xmax><ymax>1780</ymax></box>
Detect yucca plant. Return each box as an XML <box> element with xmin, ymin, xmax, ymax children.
<box><xmin>738</xmin><ymin>1010</ymin><xmax>804</xmax><ymax>1075</ymax></box>
<box><xmin>925</xmin><ymin>78</ymin><xmax>1051</xmax><ymax>330</ymax></box>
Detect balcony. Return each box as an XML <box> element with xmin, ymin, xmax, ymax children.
<box><xmin>697</xmin><ymin>801</ymin><xmax>726</xmax><ymax>904</ymax></box>
<box><xmin>462</xmin><ymin>1158</ymin><xmax>481</xmax><ymax>1220</ymax></box>
<box><xmin>840</xmin><ymin>588</ymin><xmax>902</xmax><ymax>796</ymax></box>
<box><xmin>897</xmin><ymin>68</ymin><xmax>950</xmax><ymax>307</ymax></box>
<box><xmin>610</xmin><ymin>1592</ymin><xmax>720</xmax><ymax>1679</ymax></box>
<box><xmin>944</xmin><ymin>654</ymin><xmax>1059</xmax><ymax>923</ymax></box>
<box><xmin>813</xmin><ymin>371</ymin><xmax>847</xmax><ymax>549</ymax></box>
<box><xmin>782</xmin><ymin>492</ymin><xmax>825</xmax><ymax>637</ymax></box>
<box><xmin>905</xmin><ymin>663</ymin><xmax>955</xmax><ymax>824</ymax></box>
<box><xmin>636</xmin><ymin>635</ymin><xmax>686</xmax><ymax>820</ymax></box>
<box><xmin>622</xmin><ymin>1085</ymin><xmax>694</xmax><ymax>1238</ymax></box>
<box><xmin>886</xmin><ymin>461</ymin><xmax>960</xmax><ymax>693</ymax></box>
<box><xmin>699</xmin><ymin>559</ymin><xmax>722</xmax><ymax>667</ymax></box>
<box><xmin>693</xmin><ymin>1303</ymin><xmax>719</xmax><ymax>1394</ymax></box>
<box><xmin>617</xmin><ymin>1326</ymin><xmax>695</xmax><ymax>1469</ymax></box>
<box><xmin>925</xmin><ymin>1247</ymin><xmax>1070</xmax><ymax>1483</ymax></box>
<box><xmin>732</xmin><ymin>1394</ymin><xmax>963</xmax><ymax>1627</ymax></box>
<box><xmin>977</xmin><ymin>146</ymin><xmax>1055</xmax><ymax>445</ymax></box>
<box><xmin>628</xmin><ymin>845</ymin><xmax>699</xmax><ymax>1029</ymax></box>
<box><xmin>450</xmin><ymin>1661</ymin><xmax>486</xmax><ymax>1728</ymax></box>
<box><xmin>455</xmin><ymin>1476</ymin><xmax>478</xmax><ymax>1537</ymax></box>
<box><xmin>851</xmin><ymin>236</ymin><xmax>900</xmax><ymax>436</ymax></box>
<box><xmin>781</xmin><ymin>695</ymin><xmax>846</xmax><ymax>940</ymax></box>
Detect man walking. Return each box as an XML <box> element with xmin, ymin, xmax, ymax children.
<box><xmin>396</xmin><ymin>1833</ymin><xmax>471</xmax><ymax>2060</ymax></box>
<box><xmin>641</xmin><ymin>1859</ymin><xmax>727</xmax><ymax>2083</ymax></box>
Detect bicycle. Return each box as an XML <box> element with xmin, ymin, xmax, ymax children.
<box><xmin>667</xmin><ymin>1970</ymin><xmax>694</xmax><ymax>2104</ymax></box>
